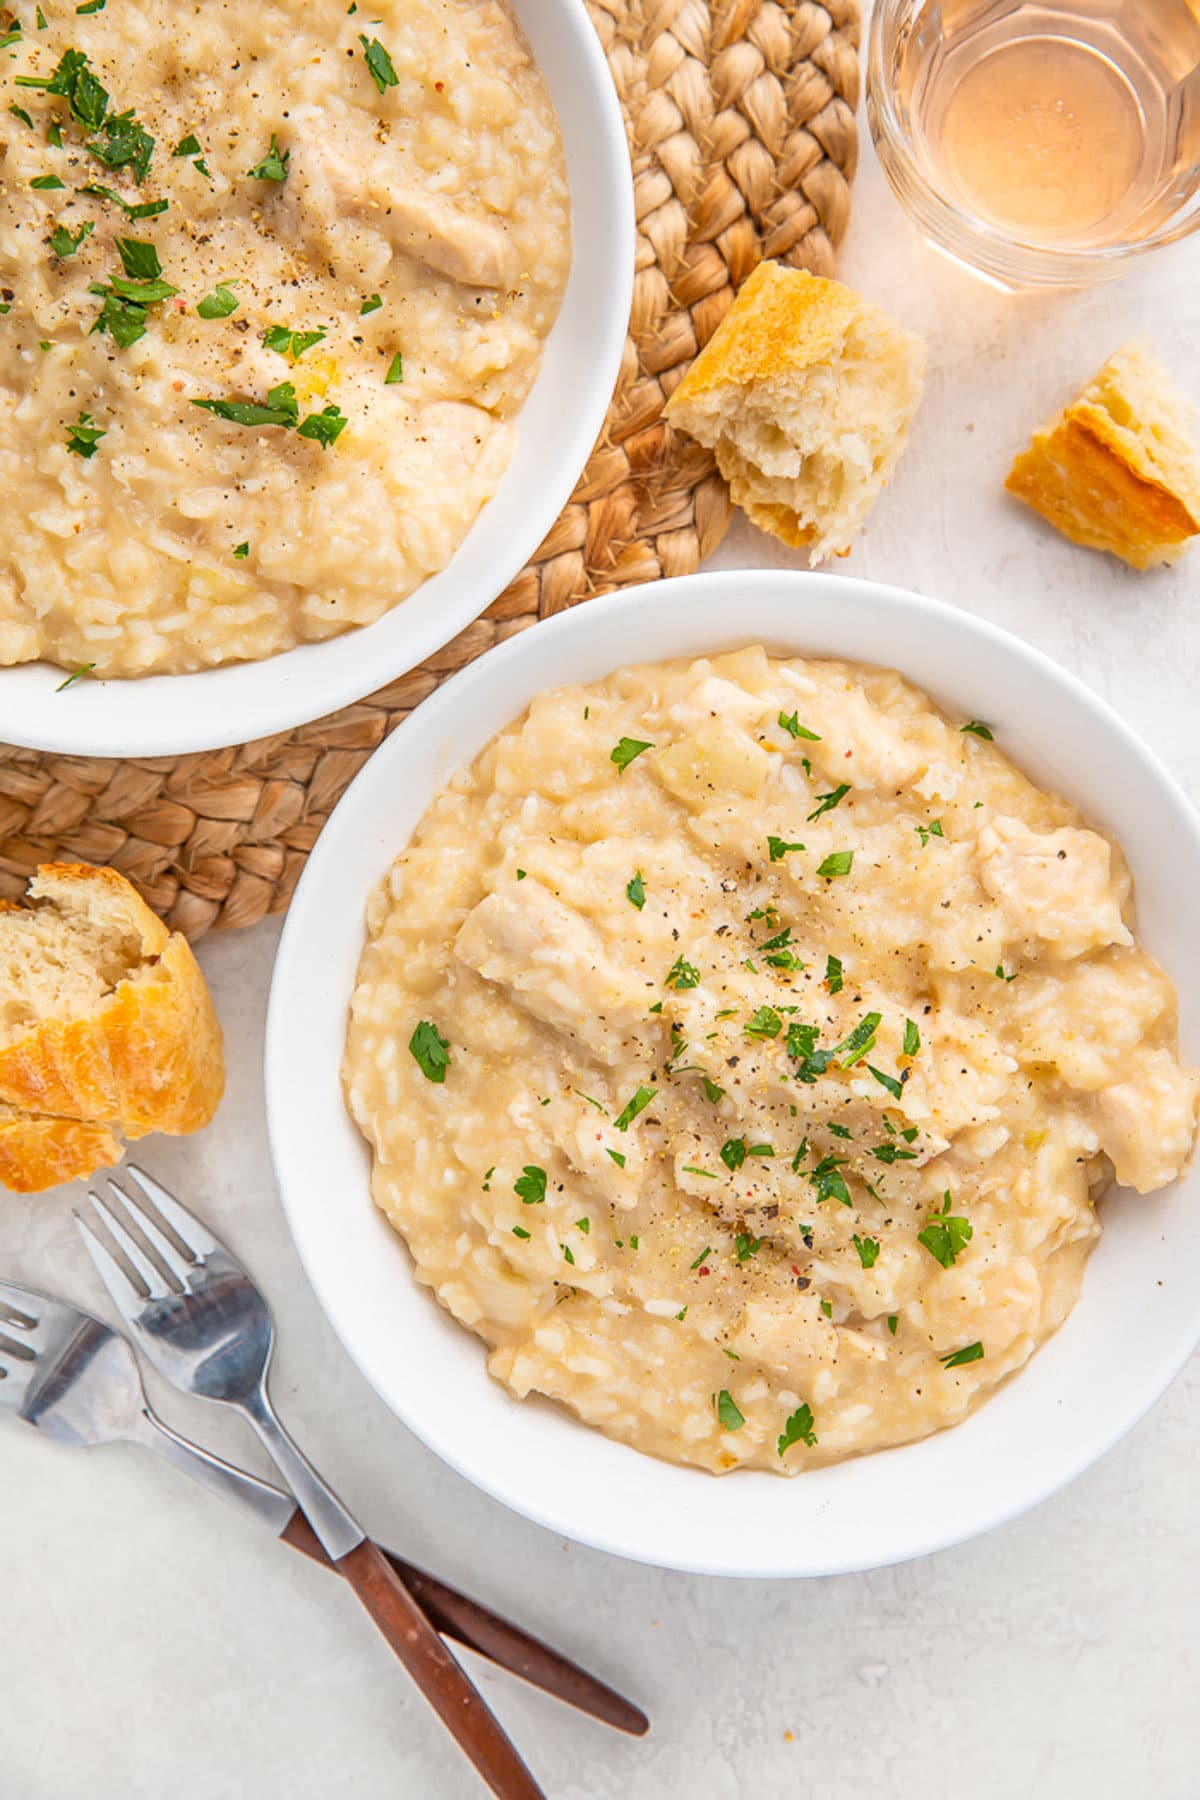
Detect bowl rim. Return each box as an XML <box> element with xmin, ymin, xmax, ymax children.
<box><xmin>0</xmin><ymin>0</ymin><xmax>634</xmax><ymax>758</ymax></box>
<box><xmin>265</xmin><ymin>569</ymin><xmax>1200</xmax><ymax>1577</ymax></box>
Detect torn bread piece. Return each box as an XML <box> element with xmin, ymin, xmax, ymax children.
<box><xmin>1006</xmin><ymin>339</ymin><xmax>1200</xmax><ymax>569</ymax></box>
<box><xmin>663</xmin><ymin>260</ymin><xmax>927</xmax><ymax>561</ymax></box>
<box><xmin>0</xmin><ymin>864</ymin><xmax>224</xmax><ymax>1192</ymax></box>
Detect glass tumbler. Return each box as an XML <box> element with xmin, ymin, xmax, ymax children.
<box><xmin>867</xmin><ymin>0</ymin><xmax>1200</xmax><ymax>287</ymax></box>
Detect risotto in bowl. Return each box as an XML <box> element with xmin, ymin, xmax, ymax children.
<box><xmin>0</xmin><ymin>0</ymin><xmax>631</xmax><ymax>752</ymax></box>
<box><xmin>266</xmin><ymin>572</ymin><xmax>1200</xmax><ymax>1575</ymax></box>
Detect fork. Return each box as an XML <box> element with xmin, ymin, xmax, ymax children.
<box><xmin>77</xmin><ymin>1166</ymin><xmax>547</xmax><ymax>1800</ymax></box>
<box><xmin>0</xmin><ymin>1278</ymin><xmax>646</xmax><ymax>1737</ymax></box>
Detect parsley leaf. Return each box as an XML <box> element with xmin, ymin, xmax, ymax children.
<box><xmin>233</xmin><ymin>542</ymin><xmax>250</xmax><ymax>559</ymax></box>
<box><xmin>665</xmin><ymin>955</ymin><xmax>701</xmax><ymax>991</ymax></box>
<box><xmin>247</xmin><ymin>133</ymin><xmax>289</xmax><ymax>181</ymax></box>
<box><xmin>173</xmin><ymin>133</ymin><xmax>203</xmax><ymax>157</ymax></box>
<box><xmin>903</xmin><ymin>1018</ymin><xmax>920</xmax><ymax>1057</ymax></box>
<box><xmin>408</xmin><ymin>1019</ymin><xmax>450</xmax><ymax>1083</ymax></box>
<box><xmin>64</xmin><ymin>409</ymin><xmax>106</xmax><ymax>457</ymax></box>
<box><xmin>767</xmin><ymin>835</ymin><xmax>805</xmax><ymax>861</ymax></box>
<box><xmin>918</xmin><ymin>1195</ymin><xmax>972</xmax><ymax>1268</ymax></box>
<box><xmin>825</xmin><ymin>953</ymin><xmax>843</xmax><ymax>993</ymax></box>
<box><xmin>514</xmin><ymin>1165</ymin><xmax>547</xmax><ymax>1205</ymax></box>
<box><xmin>262</xmin><ymin>324</ymin><xmax>327</xmax><ymax>361</ymax></box>
<box><xmin>834</xmin><ymin>1010</ymin><xmax>882</xmax><ymax>1069</ymax></box>
<box><xmin>115</xmin><ymin>237</ymin><xmax>162</xmax><ymax>280</ymax></box>
<box><xmin>196</xmin><ymin>282</ymin><xmax>239</xmax><ymax>320</ymax></box>
<box><xmin>916</xmin><ymin>819</ymin><xmax>945</xmax><ymax>846</ymax></box>
<box><xmin>55</xmin><ymin>662</ymin><xmax>96</xmax><ymax>691</ymax></box>
<box><xmin>88</xmin><ymin>108</ymin><xmax>155</xmax><ymax>182</ymax></box>
<box><xmin>297</xmin><ymin>404</ymin><xmax>348</xmax><ymax>449</ymax></box>
<box><xmin>359</xmin><ymin>33</ymin><xmax>399</xmax><ymax>95</ymax></box>
<box><xmin>610</xmin><ymin>736</ymin><xmax>653</xmax><ymax>774</ymax></box>
<box><xmin>9</xmin><ymin>105</ymin><xmax>34</xmax><ymax>129</ymax></box>
<box><xmin>867</xmin><ymin>1064</ymin><xmax>904</xmax><ymax>1100</ymax></box>
<box><xmin>777</xmin><ymin>711</ymin><xmax>820</xmax><ymax>742</ymax></box>
<box><xmin>720</xmin><ymin>1137</ymin><xmax>747</xmax><ymax>1171</ymax></box>
<box><xmin>384</xmin><ymin>351</ymin><xmax>404</xmax><ymax>384</ymax></box>
<box><xmin>511</xmin><ymin>1226</ymin><xmax>530</xmax><ymax>1240</ymax></box>
<box><xmin>614</xmin><ymin>1085</ymin><xmax>654</xmax><ymax>1130</ymax></box>
<box><xmin>689</xmin><ymin>1245</ymin><xmax>713</xmax><ymax>1269</ymax></box>
<box><xmin>777</xmin><ymin>1402</ymin><xmax>817</xmax><ymax>1455</ymax></box>
<box><xmin>735</xmin><ymin>1231</ymin><xmax>761</xmax><ymax>1262</ymax></box>
<box><xmin>701</xmin><ymin>1076</ymin><xmax>724</xmax><ymax>1104</ymax></box>
<box><xmin>744</xmin><ymin>1005</ymin><xmax>782</xmax><ymax>1040</ymax></box>
<box><xmin>605</xmin><ymin>1147</ymin><xmax>626</xmax><ymax>1168</ymax></box>
<box><xmin>816</xmin><ymin>850</ymin><xmax>854</xmax><ymax>879</ymax></box>
<box><xmin>31</xmin><ymin>174</ymin><xmax>66</xmax><ymax>189</ymax></box>
<box><xmin>887</xmin><ymin>1314</ymin><xmax>899</xmax><ymax>1335</ymax></box>
<box><xmin>192</xmin><ymin>383</ymin><xmax>300</xmax><ymax>429</ymax></box>
<box><xmin>715</xmin><ymin>1390</ymin><xmax>744</xmax><ymax>1432</ymax></box>
<box><xmin>360</xmin><ymin>292</ymin><xmax>382</xmax><ymax>314</ymax></box>
<box><xmin>940</xmin><ymin>1341</ymin><xmax>984</xmax><ymax>1368</ymax></box>
<box><xmin>807</xmin><ymin>784</ymin><xmax>850</xmax><ymax>822</ymax></box>
<box><xmin>852</xmin><ymin>1234</ymin><xmax>880</xmax><ymax>1269</ymax></box>
<box><xmin>809</xmin><ymin>1155</ymin><xmax>851</xmax><ymax>1206</ymax></box>
<box><xmin>626</xmin><ymin>871</ymin><xmax>645</xmax><ymax>910</ymax></box>
<box><xmin>49</xmin><ymin>219</ymin><xmax>94</xmax><ymax>257</ymax></box>
<box><xmin>960</xmin><ymin>720</ymin><xmax>993</xmax><ymax>740</ymax></box>
<box><xmin>870</xmin><ymin>1141</ymin><xmax>917</xmax><ymax>1164</ymax></box>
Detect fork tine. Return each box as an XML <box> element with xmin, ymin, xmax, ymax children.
<box><xmin>101</xmin><ymin>1176</ymin><xmax>196</xmax><ymax>1288</ymax></box>
<box><xmin>80</xmin><ymin>1192</ymin><xmax>173</xmax><ymax>1301</ymax></box>
<box><xmin>0</xmin><ymin>1282</ymin><xmax>40</xmax><ymax>1335</ymax></box>
<box><xmin>124</xmin><ymin>1164</ymin><xmax>220</xmax><ymax>1260</ymax></box>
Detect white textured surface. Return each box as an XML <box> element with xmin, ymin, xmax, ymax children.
<box><xmin>4</xmin><ymin>89</ymin><xmax>1200</xmax><ymax>1800</ymax></box>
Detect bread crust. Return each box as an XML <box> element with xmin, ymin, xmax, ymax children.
<box><xmin>0</xmin><ymin>863</ymin><xmax>224</xmax><ymax>1191</ymax></box>
<box><xmin>1007</xmin><ymin>341</ymin><xmax>1200</xmax><ymax>569</ymax></box>
<box><xmin>665</xmin><ymin>262</ymin><xmax>862</xmax><ymax>406</ymax></box>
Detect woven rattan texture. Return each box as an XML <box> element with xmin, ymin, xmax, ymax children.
<box><xmin>0</xmin><ymin>0</ymin><xmax>860</xmax><ymax>938</ymax></box>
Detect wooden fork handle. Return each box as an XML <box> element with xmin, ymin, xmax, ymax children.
<box><xmin>280</xmin><ymin>1510</ymin><xmax>647</xmax><ymax>1736</ymax></box>
<box><xmin>335</xmin><ymin>1537</ymin><xmax>546</xmax><ymax>1800</ymax></box>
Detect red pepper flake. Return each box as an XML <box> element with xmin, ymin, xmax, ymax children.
<box><xmin>699</xmin><ymin>1266</ymin><xmax>711</xmax><ymax>1277</ymax></box>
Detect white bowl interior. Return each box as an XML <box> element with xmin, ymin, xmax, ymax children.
<box><xmin>0</xmin><ymin>0</ymin><xmax>633</xmax><ymax>757</ymax></box>
<box><xmin>265</xmin><ymin>571</ymin><xmax>1200</xmax><ymax>1577</ymax></box>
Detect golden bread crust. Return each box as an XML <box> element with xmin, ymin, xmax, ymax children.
<box><xmin>1006</xmin><ymin>341</ymin><xmax>1200</xmax><ymax>570</ymax></box>
<box><xmin>0</xmin><ymin>862</ymin><xmax>224</xmax><ymax>1191</ymax></box>
<box><xmin>665</xmin><ymin>262</ymin><xmax>862</xmax><ymax>408</ymax></box>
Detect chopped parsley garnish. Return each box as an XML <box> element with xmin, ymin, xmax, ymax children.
<box><xmin>777</xmin><ymin>1403</ymin><xmax>817</xmax><ymax>1455</ymax></box>
<box><xmin>246</xmin><ymin>133</ymin><xmax>289</xmax><ymax>181</ymax></box>
<box><xmin>665</xmin><ymin>954</ymin><xmax>701</xmax><ymax>991</ymax></box>
<box><xmin>628</xmin><ymin>1234</ymin><xmax>639</xmax><ymax>1250</ymax></box>
<box><xmin>918</xmin><ymin>1193</ymin><xmax>972</xmax><ymax>1268</ymax></box>
<box><xmin>674</xmin><ymin>1306</ymin><xmax>688</xmax><ymax>1321</ymax></box>
<box><xmin>193</xmin><ymin>383</ymin><xmax>300</xmax><ymax>428</ymax></box>
<box><xmin>31</xmin><ymin>174</ymin><xmax>66</xmax><ymax>188</ymax></box>
<box><xmin>79</xmin><ymin>183</ymin><xmax>166</xmax><ymax>218</ymax></box>
<box><xmin>359</xmin><ymin>33</ymin><xmax>399</xmax><ymax>95</ymax></box>
<box><xmin>867</xmin><ymin>1064</ymin><xmax>904</xmax><ymax>1100</ymax></box>
<box><xmin>744</xmin><ymin>1005</ymin><xmax>782</xmax><ymax>1041</ymax></box>
<box><xmin>682</xmin><ymin>1165</ymin><xmax>717</xmax><ymax>1179</ymax></box>
<box><xmin>807</xmin><ymin>784</ymin><xmax>850</xmax><ymax>822</ymax></box>
<box><xmin>196</xmin><ymin>283</ymin><xmax>239</xmax><ymax>320</ymax></box>
<box><xmin>298</xmin><ymin>405</ymin><xmax>347</xmax><ymax>450</ymax></box>
<box><xmin>825</xmin><ymin>954</ymin><xmax>843</xmax><ymax>993</ymax></box>
<box><xmin>853</xmin><ymin>1234</ymin><xmax>880</xmax><ymax>1269</ymax></box>
<box><xmin>233</xmin><ymin>542</ymin><xmax>249</xmax><ymax>559</ymax></box>
<box><xmin>610</xmin><ymin>736</ymin><xmax>653</xmax><ymax>774</ymax></box>
<box><xmin>715</xmin><ymin>1390</ymin><xmax>744</xmax><ymax>1432</ymax></box>
<box><xmin>89</xmin><ymin>287</ymin><xmax>149</xmax><ymax>347</ymax></box>
<box><xmin>777</xmin><ymin>712</ymin><xmax>820</xmax><ymax>741</ymax></box>
<box><xmin>605</xmin><ymin>1147</ymin><xmax>626</xmax><ymax>1168</ymax></box>
<box><xmin>88</xmin><ymin>108</ymin><xmax>155</xmax><ymax>182</ymax></box>
<box><xmin>625</xmin><ymin>871</ymin><xmax>645</xmax><ymax>910</ymax></box>
<box><xmin>614</xmin><ymin>1085</ymin><xmax>654</xmax><ymax>1130</ymax></box>
<box><xmin>9</xmin><ymin>105</ymin><xmax>34</xmax><ymax>129</ymax></box>
<box><xmin>960</xmin><ymin>720</ymin><xmax>993</xmax><ymax>740</ymax></box>
<box><xmin>55</xmin><ymin>661</ymin><xmax>96</xmax><ymax>691</ymax></box>
<box><xmin>408</xmin><ymin>1019</ymin><xmax>450</xmax><ymax>1083</ymax></box>
<box><xmin>887</xmin><ymin>1314</ymin><xmax>898</xmax><ymax>1335</ymax></box>
<box><xmin>702</xmin><ymin>1077</ymin><xmax>724</xmax><ymax>1104</ymax></box>
<box><xmin>173</xmin><ymin>134</ymin><xmax>203</xmax><ymax>157</ymax></box>
<box><xmin>791</xmin><ymin>1138</ymin><xmax>809</xmax><ymax>1171</ymax></box>
<box><xmin>384</xmin><ymin>351</ymin><xmax>404</xmax><ymax>383</ymax></box>
<box><xmin>48</xmin><ymin>219</ymin><xmax>94</xmax><ymax>257</ymax></box>
<box><xmin>940</xmin><ymin>1341</ymin><xmax>984</xmax><ymax>1368</ymax></box>
<box><xmin>64</xmin><ymin>409</ymin><xmax>106</xmax><ymax>457</ymax></box>
<box><xmin>719</xmin><ymin>1137</ymin><xmax>746</xmax><ymax>1171</ymax></box>
<box><xmin>994</xmin><ymin>964</ymin><xmax>1017</xmax><ymax>982</ymax></box>
<box><xmin>903</xmin><ymin>1019</ymin><xmax>921</xmax><ymax>1057</ymax></box>
<box><xmin>786</xmin><ymin>1021</ymin><xmax>833</xmax><ymax>1084</ymax></box>
<box><xmin>262</xmin><ymin>324</ymin><xmax>327</xmax><ymax>361</ymax></box>
<box><xmin>514</xmin><ymin>1165</ymin><xmax>547</xmax><ymax>1205</ymax></box>
<box><xmin>767</xmin><ymin>835</ymin><xmax>804</xmax><ymax>861</ymax></box>
<box><xmin>820</xmin><ymin>1299</ymin><xmax>833</xmax><ymax>1318</ymax></box>
<box><xmin>575</xmin><ymin>1218</ymin><xmax>590</xmax><ymax>1235</ymax></box>
<box><xmin>809</xmin><ymin>1155</ymin><xmax>851</xmax><ymax>1206</ymax></box>
<box><xmin>360</xmin><ymin>292</ymin><xmax>382</xmax><ymax>314</ymax></box>
<box><xmin>561</xmin><ymin>1244</ymin><xmax>575</xmax><ymax>1265</ymax></box>
<box><xmin>76</xmin><ymin>0</ymin><xmax>107</xmax><ymax>15</ymax></box>
<box><xmin>115</xmin><ymin>237</ymin><xmax>163</xmax><ymax>280</ymax></box>
<box><xmin>827</xmin><ymin>1122</ymin><xmax>851</xmax><ymax>1140</ymax></box>
<box><xmin>870</xmin><ymin>1141</ymin><xmax>917</xmax><ymax>1164</ymax></box>
<box><xmin>511</xmin><ymin>1226</ymin><xmax>530</xmax><ymax>1240</ymax></box>
<box><xmin>734</xmin><ymin>1231</ymin><xmax>761</xmax><ymax>1262</ymax></box>
<box><xmin>0</xmin><ymin>23</ymin><xmax>23</xmax><ymax>47</ymax></box>
<box><xmin>689</xmin><ymin>1245</ymin><xmax>713</xmax><ymax>1269</ymax></box>
<box><xmin>816</xmin><ymin>850</ymin><xmax>854</xmax><ymax>879</ymax></box>
<box><xmin>916</xmin><ymin>819</ymin><xmax>944</xmax><ymax>846</ymax></box>
<box><xmin>834</xmin><ymin>1010</ymin><xmax>881</xmax><ymax>1068</ymax></box>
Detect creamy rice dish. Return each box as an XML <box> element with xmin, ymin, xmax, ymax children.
<box><xmin>343</xmin><ymin>648</ymin><xmax>1199</xmax><ymax>1474</ymax></box>
<box><xmin>0</xmin><ymin>0</ymin><xmax>569</xmax><ymax>675</ymax></box>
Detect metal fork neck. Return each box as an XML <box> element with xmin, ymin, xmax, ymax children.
<box><xmin>239</xmin><ymin>1383</ymin><xmax>364</xmax><ymax>1563</ymax></box>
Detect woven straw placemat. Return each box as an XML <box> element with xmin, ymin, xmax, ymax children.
<box><xmin>0</xmin><ymin>0</ymin><xmax>860</xmax><ymax>938</ymax></box>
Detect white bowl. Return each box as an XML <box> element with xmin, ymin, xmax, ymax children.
<box><xmin>265</xmin><ymin>570</ymin><xmax>1200</xmax><ymax>1577</ymax></box>
<box><xmin>0</xmin><ymin>0</ymin><xmax>633</xmax><ymax>758</ymax></box>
